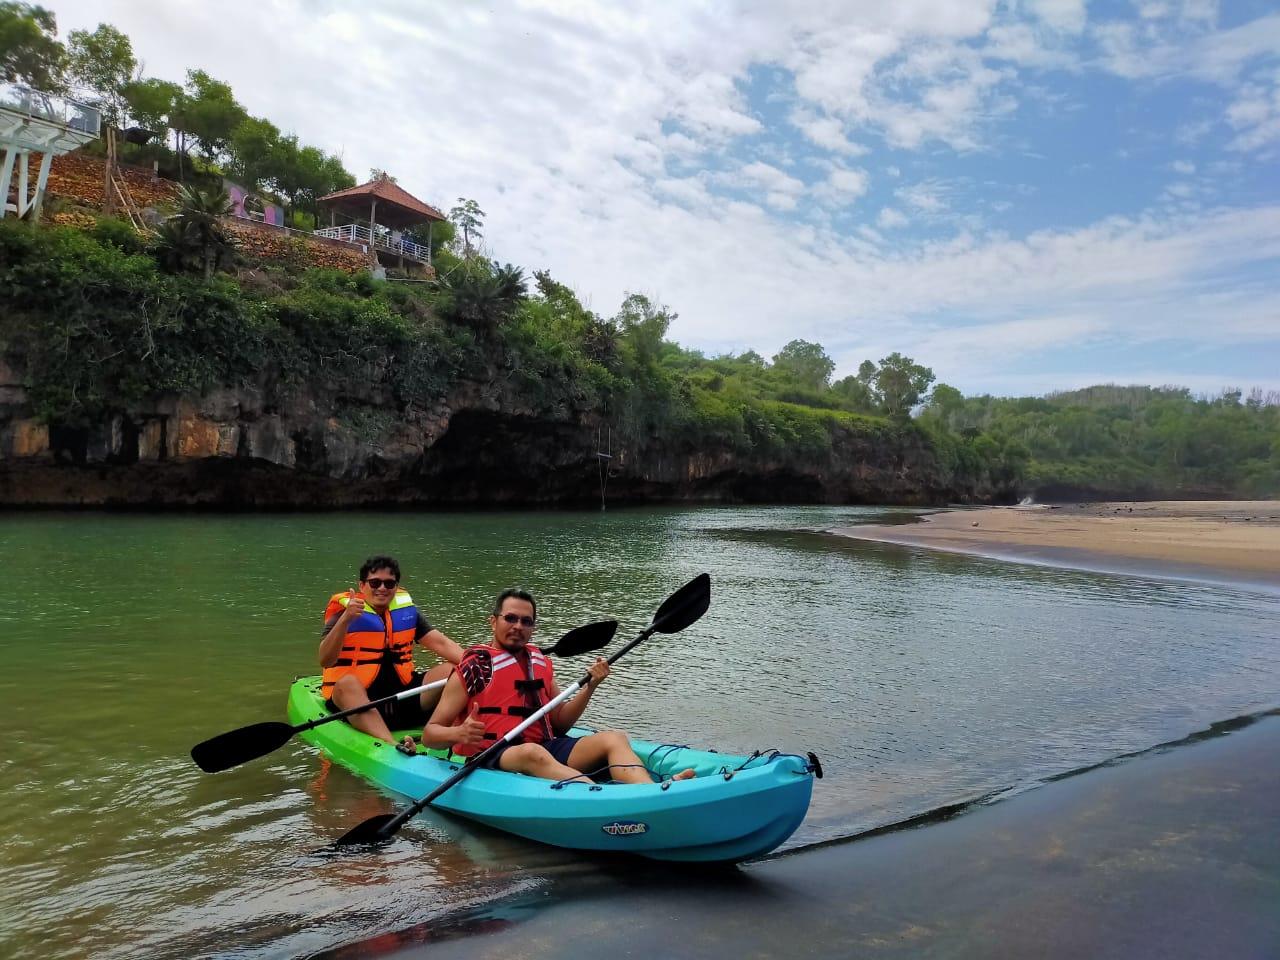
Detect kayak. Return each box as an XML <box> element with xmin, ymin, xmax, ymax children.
<box><xmin>287</xmin><ymin>676</ymin><xmax>817</xmax><ymax>863</ymax></box>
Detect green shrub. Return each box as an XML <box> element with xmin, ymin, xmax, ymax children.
<box><xmin>90</xmin><ymin>217</ymin><xmax>148</xmax><ymax>255</ymax></box>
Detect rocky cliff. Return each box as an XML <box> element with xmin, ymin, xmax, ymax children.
<box><xmin>0</xmin><ymin>358</ymin><xmax>980</xmax><ymax>508</ymax></box>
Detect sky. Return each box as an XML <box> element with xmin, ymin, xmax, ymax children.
<box><xmin>51</xmin><ymin>0</ymin><xmax>1280</xmax><ymax>397</ymax></box>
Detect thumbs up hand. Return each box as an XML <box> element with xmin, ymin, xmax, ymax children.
<box><xmin>457</xmin><ymin>706</ymin><xmax>487</xmax><ymax>745</ymax></box>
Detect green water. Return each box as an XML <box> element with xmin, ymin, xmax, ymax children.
<box><xmin>3</xmin><ymin>507</ymin><xmax>1278</xmax><ymax>959</ymax></box>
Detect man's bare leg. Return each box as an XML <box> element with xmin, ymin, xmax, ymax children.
<box><xmin>330</xmin><ymin>674</ymin><xmax>398</xmax><ymax>744</ymax></box>
<box><xmin>567</xmin><ymin>730</ymin><xmax>695</xmax><ymax>784</ymax></box>
<box><xmin>497</xmin><ymin>742</ymin><xmax>590</xmax><ymax>781</ymax></box>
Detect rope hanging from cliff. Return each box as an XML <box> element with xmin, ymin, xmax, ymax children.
<box><xmin>596</xmin><ymin>426</ymin><xmax>613</xmax><ymax>511</ymax></box>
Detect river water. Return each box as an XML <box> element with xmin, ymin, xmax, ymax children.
<box><xmin>2</xmin><ymin>506</ymin><xmax>1278</xmax><ymax>959</ymax></box>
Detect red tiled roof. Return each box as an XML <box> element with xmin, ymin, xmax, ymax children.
<box><xmin>317</xmin><ymin>177</ymin><xmax>446</xmax><ymax>222</ymax></box>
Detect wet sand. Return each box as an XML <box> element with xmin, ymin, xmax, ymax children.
<box><xmin>319</xmin><ymin>713</ymin><xmax>1280</xmax><ymax>960</ymax></box>
<box><xmin>832</xmin><ymin>500</ymin><xmax>1280</xmax><ymax>589</ymax></box>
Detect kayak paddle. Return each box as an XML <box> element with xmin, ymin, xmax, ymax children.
<box><xmin>189</xmin><ymin>619</ymin><xmax>618</xmax><ymax>774</ymax></box>
<box><xmin>333</xmin><ymin>572</ymin><xmax>711</xmax><ymax>847</ymax></box>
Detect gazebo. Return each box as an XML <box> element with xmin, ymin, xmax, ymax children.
<box><xmin>314</xmin><ymin>174</ymin><xmax>446</xmax><ymax>269</ymax></box>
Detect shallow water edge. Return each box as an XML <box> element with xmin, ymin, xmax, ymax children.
<box><xmin>319</xmin><ymin>707</ymin><xmax>1280</xmax><ymax>960</ymax></box>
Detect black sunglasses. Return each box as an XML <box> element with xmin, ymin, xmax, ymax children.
<box><xmin>499</xmin><ymin>613</ymin><xmax>536</xmax><ymax>628</ymax></box>
<box><xmin>364</xmin><ymin>577</ymin><xmax>398</xmax><ymax>590</ymax></box>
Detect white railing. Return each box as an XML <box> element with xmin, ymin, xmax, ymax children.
<box><xmin>313</xmin><ymin>222</ymin><xmax>431</xmax><ymax>264</ymax></box>
<box><xmin>0</xmin><ymin>82</ymin><xmax>100</xmax><ymax>136</ymax></box>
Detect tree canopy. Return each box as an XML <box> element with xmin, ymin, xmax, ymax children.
<box><xmin>0</xmin><ymin>2</ymin><xmax>64</xmax><ymax>90</ymax></box>
<box><xmin>65</xmin><ymin>23</ymin><xmax>134</xmax><ymax>124</ymax></box>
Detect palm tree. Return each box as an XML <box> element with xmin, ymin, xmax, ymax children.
<box><xmin>441</xmin><ymin>261</ymin><xmax>526</xmax><ymax>331</ymax></box>
<box><xmin>169</xmin><ymin>182</ymin><xmax>236</xmax><ymax>279</ymax></box>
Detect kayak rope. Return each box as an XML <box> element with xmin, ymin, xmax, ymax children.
<box><xmin>549</xmin><ymin>772</ymin><xmax>602</xmax><ymax>791</ymax></box>
<box><xmin>733</xmin><ymin>749</ymin><xmax>783</xmax><ymax>771</ymax></box>
<box><xmin>549</xmin><ymin>762</ymin><xmax>679</xmax><ymax>789</ymax></box>
<box><xmin>736</xmin><ymin>749</ymin><xmax>817</xmax><ymax>772</ymax></box>
<box><xmin>643</xmin><ymin>742</ymin><xmax>691</xmax><ymax>773</ymax></box>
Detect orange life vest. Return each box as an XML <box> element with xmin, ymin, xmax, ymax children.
<box><xmin>452</xmin><ymin>644</ymin><xmax>556</xmax><ymax>757</ymax></box>
<box><xmin>320</xmin><ymin>588</ymin><xmax>419</xmax><ymax>698</ymax></box>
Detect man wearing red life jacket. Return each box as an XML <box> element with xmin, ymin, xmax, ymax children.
<box><xmin>319</xmin><ymin>555</ymin><xmax>464</xmax><ymax>754</ymax></box>
<box><xmin>422</xmin><ymin>588</ymin><xmax>694</xmax><ymax>783</ymax></box>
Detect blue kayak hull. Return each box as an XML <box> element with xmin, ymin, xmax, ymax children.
<box><xmin>287</xmin><ymin>677</ymin><xmax>814</xmax><ymax>863</ymax></box>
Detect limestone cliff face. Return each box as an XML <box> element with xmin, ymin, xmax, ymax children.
<box><xmin>0</xmin><ymin>358</ymin><xmax>992</xmax><ymax>508</ymax></box>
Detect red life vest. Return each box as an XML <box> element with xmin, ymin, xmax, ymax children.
<box><xmin>320</xmin><ymin>588</ymin><xmax>419</xmax><ymax>698</ymax></box>
<box><xmin>451</xmin><ymin>644</ymin><xmax>556</xmax><ymax>757</ymax></box>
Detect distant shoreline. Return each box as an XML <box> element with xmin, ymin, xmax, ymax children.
<box><xmin>830</xmin><ymin>499</ymin><xmax>1280</xmax><ymax>590</ymax></box>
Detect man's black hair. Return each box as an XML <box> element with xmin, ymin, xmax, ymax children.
<box><xmin>492</xmin><ymin>587</ymin><xmax>537</xmax><ymax>619</ymax></box>
<box><xmin>360</xmin><ymin>555</ymin><xmax>401</xmax><ymax>582</ymax></box>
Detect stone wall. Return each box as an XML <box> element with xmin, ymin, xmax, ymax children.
<box><xmin>226</xmin><ymin>220</ymin><xmax>371</xmax><ymax>274</ymax></box>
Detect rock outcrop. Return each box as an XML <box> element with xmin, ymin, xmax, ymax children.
<box><xmin>0</xmin><ymin>356</ymin><xmax>987</xmax><ymax>507</ymax></box>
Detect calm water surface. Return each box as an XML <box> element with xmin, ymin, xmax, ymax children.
<box><xmin>2</xmin><ymin>506</ymin><xmax>1278</xmax><ymax>959</ymax></box>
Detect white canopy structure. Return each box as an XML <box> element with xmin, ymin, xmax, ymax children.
<box><xmin>0</xmin><ymin>83</ymin><xmax>100</xmax><ymax>220</ymax></box>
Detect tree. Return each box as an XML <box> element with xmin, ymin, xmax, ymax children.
<box><xmin>122</xmin><ymin>76</ymin><xmax>180</xmax><ymax>134</ymax></box>
<box><xmin>771</xmin><ymin>339</ymin><xmax>835</xmax><ymax>391</ymax></box>
<box><xmin>440</xmin><ymin>260</ymin><xmax>526</xmax><ymax>331</ymax></box>
<box><xmin>65</xmin><ymin>23</ymin><xmax>134</xmax><ymax>125</ymax></box>
<box><xmin>925</xmin><ymin>382</ymin><xmax>964</xmax><ymax>421</ymax></box>
<box><xmin>406</xmin><ymin>217</ymin><xmax>454</xmax><ymax>258</ymax></box>
<box><xmin>267</xmin><ymin>132</ymin><xmax>301</xmax><ymax>202</ymax></box>
<box><xmin>831</xmin><ymin>373</ymin><xmax>875</xmax><ymax>412</ymax></box>
<box><xmin>228</xmin><ymin>115</ymin><xmax>280</xmax><ymax>189</ymax></box>
<box><xmin>0</xmin><ymin>2</ymin><xmax>64</xmax><ymax>90</ymax></box>
<box><xmin>449</xmin><ymin>197</ymin><xmax>485</xmax><ymax>256</ymax></box>
<box><xmin>182</xmin><ymin>69</ymin><xmax>245</xmax><ymax>162</ymax></box>
<box><xmin>615</xmin><ymin>293</ymin><xmax>674</xmax><ymax>372</ymax></box>
<box><xmin>162</xmin><ymin>182</ymin><xmax>236</xmax><ymax>279</ymax></box>
<box><xmin>873</xmin><ymin>352</ymin><xmax>935</xmax><ymax>419</ymax></box>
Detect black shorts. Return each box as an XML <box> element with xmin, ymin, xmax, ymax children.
<box><xmin>326</xmin><ymin>671</ymin><xmax>433</xmax><ymax>732</ymax></box>
<box><xmin>482</xmin><ymin>734</ymin><xmax>580</xmax><ymax>770</ymax></box>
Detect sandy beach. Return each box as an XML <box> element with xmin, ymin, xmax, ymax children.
<box><xmin>832</xmin><ymin>500</ymin><xmax>1280</xmax><ymax>588</ymax></box>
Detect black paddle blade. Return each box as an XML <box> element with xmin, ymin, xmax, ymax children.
<box><xmin>190</xmin><ymin>721</ymin><xmax>295</xmax><ymax>773</ymax></box>
<box><xmin>334</xmin><ymin>813</ymin><xmax>398</xmax><ymax>847</ymax></box>
<box><xmin>547</xmin><ymin>619</ymin><xmax>618</xmax><ymax>657</ymax></box>
<box><xmin>651</xmin><ymin>573</ymin><xmax>711</xmax><ymax>634</ymax></box>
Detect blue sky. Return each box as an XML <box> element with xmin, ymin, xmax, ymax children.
<box><xmin>54</xmin><ymin>0</ymin><xmax>1280</xmax><ymax>397</ymax></box>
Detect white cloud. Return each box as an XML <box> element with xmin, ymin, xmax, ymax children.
<box><xmin>878</xmin><ymin>207</ymin><xmax>909</xmax><ymax>228</ymax></box>
<box><xmin>790</xmin><ymin>108</ymin><xmax>868</xmax><ymax>155</ymax></box>
<box><xmin>1091</xmin><ymin>10</ymin><xmax>1280</xmax><ymax>84</ymax></box>
<box><xmin>1224</xmin><ymin>70</ymin><xmax>1280</xmax><ymax>151</ymax></box>
<box><xmin>897</xmin><ymin>181</ymin><xmax>949</xmax><ymax>213</ymax></box>
<box><xmin>824</xmin><ymin>167</ymin><xmax>870</xmax><ymax>198</ymax></box>
<box><xmin>723</xmin><ymin>161</ymin><xmax>807</xmax><ymax>210</ymax></box>
<box><xmin>1026</xmin><ymin>0</ymin><xmax>1088</xmax><ymax>34</ymax></box>
<box><xmin>1170</xmin><ymin>160</ymin><xmax>1196</xmax><ymax>173</ymax></box>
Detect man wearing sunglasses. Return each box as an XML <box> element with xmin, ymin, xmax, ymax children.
<box><xmin>422</xmin><ymin>588</ymin><xmax>695</xmax><ymax>783</ymax></box>
<box><xmin>319</xmin><ymin>555</ymin><xmax>464</xmax><ymax>754</ymax></box>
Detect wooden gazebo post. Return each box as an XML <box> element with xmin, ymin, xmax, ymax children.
<box><xmin>368</xmin><ymin>197</ymin><xmax>378</xmax><ymax>266</ymax></box>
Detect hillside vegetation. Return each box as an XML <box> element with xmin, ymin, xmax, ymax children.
<box><xmin>2</xmin><ymin>219</ymin><xmax>1276</xmax><ymax>500</ymax></box>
